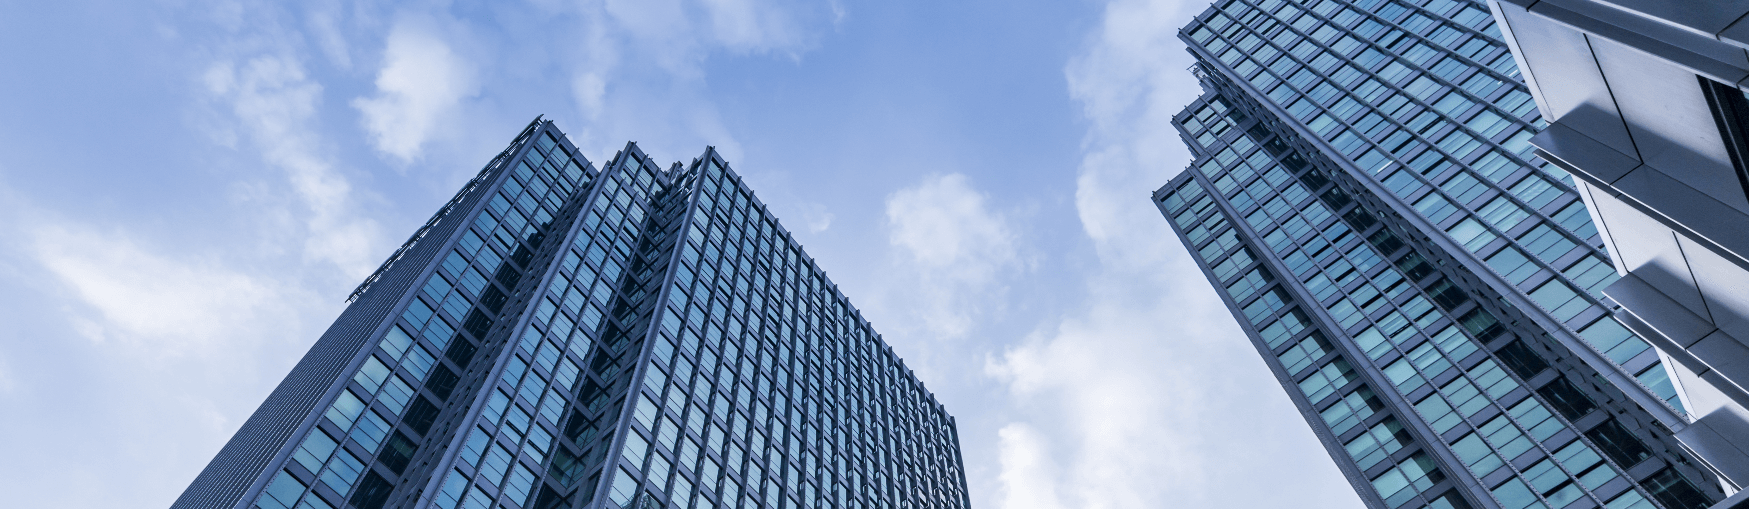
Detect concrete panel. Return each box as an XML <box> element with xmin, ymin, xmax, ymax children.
<box><xmin>1668</xmin><ymin>356</ymin><xmax>1738</xmax><ymax>421</ymax></box>
<box><xmin>1588</xmin><ymin>36</ymin><xmax>1749</xmax><ymax>213</ymax></box>
<box><xmin>1555</xmin><ymin>0</ymin><xmax>1749</xmax><ymax>69</ymax></box>
<box><xmin>1680</xmin><ymin>235</ymin><xmax>1749</xmax><ymax>341</ymax></box>
<box><xmin>1675</xmin><ymin>402</ymin><xmax>1749</xmax><ymax>487</ymax></box>
<box><xmin>1610</xmin><ymin>160</ymin><xmax>1749</xmax><ymax>265</ymax></box>
<box><xmin>1588</xmin><ymin>184</ymin><xmax>1713</xmax><ymax>319</ymax></box>
<box><xmin>1576</xmin><ymin>182</ymin><xmax>1630</xmax><ymax>274</ymax></box>
<box><xmin>1693</xmin><ymin>329</ymin><xmax>1749</xmax><ymax>391</ymax></box>
<box><xmin>1607</xmin><ymin>273</ymin><xmax>1715</xmax><ymax>347</ymax></box>
<box><xmin>1533</xmin><ymin>120</ymin><xmax>1642</xmax><ymax>183</ymax></box>
<box><xmin>1588</xmin><ymin>0</ymin><xmax>1749</xmax><ymax>36</ymax></box>
<box><xmin>1497</xmin><ymin>3</ymin><xmax>1641</xmax><ymax>154</ymax></box>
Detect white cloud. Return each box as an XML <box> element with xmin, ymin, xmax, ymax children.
<box><xmin>554</xmin><ymin>0</ymin><xmax>833</xmax><ymax>160</ymax></box>
<box><xmin>887</xmin><ymin>173</ymin><xmax>1017</xmax><ymax>271</ymax></box>
<box><xmin>30</xmin><ymin>223</ymin><xmax>276</xmax><ymax>354</ymax></box>
<box><xmin>699</xmin><ymin>0</ymin><xmax>809</xmax><ymax>53</ymax></box>
<box><xmin>975</xmin><ymin>0</ymin><xmax>1369</xmax><ymax>507</ymax></box>
<box><xmin>799</xmin><ymin>202</ymin><xmax>833</xmax><ymax>233</ymax></box>
<box><xmin>884</xmin><ymin>173</ymin><xmax>1022</xmax><ymax>338</ymax></box>
<box><xmin>353</xmin><ymin>17</ymin><xmax>478</xmax><ymax>162</ymax></box>
<box><xmin>305</xmin><ymin>0</ymin><xmax>353</xmax><ymax>70</ymax></box>
<box><xmin>206</xmin><ymin>53</ymin><xmax>382</xmax><ymax>278</ymax></box>
<box><xmin>572</xmin><ymin>72</ymin><xmax>609</xmax><ymax>119</ymax></box>
<box><xmin>986</xmin><ymin>267</ymin><xmax>1239</xmax><ymax>508</ymax></box>
<box><xmin>995</xmin><ymin>423</ymin><xmax>1065</xmax><ymax>509</ymax></box>
<box><xmin>0</xmin><ymin>351</ymin><xmax>13</xmax><ymax>395</ymax></box>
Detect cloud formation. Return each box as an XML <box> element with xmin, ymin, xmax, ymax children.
<box><xmin>205</xmin><ymin>53</ymin><xmax>382</xmax><ymax>278</ymax></box>
<box><xmin>31</xmin><ymin>223</ymin><xmax>276</xmax><ymax>354</ymax></box>
<box><xmin>353</xmin><ymin>17</ymin><xmax>478</xmax><ymax>162</ymax></box>
<box><xmin>978</xmin><ymin>0</ymin><xmax>1367</xmax><ymax>507</ymax></box>
<box><xmin>884</xmin><ymin>173</ymin><xmax>1023</xmax><ymax>339</ymax></box>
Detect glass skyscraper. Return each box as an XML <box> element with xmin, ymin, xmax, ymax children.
<box><xmin>1154</xmin><ymin>0</ymin><xmax>1727</xmax><ymax>508</ymax></box>
<box><xmin>1490</xmin><ymin>0</ymin><xmax>1749</xmax><ymax>497</ymax></box>
<box><xmin>173</xmin><ymin>118</ymin><xmax>970</xmax><ymax>509</ymax></box>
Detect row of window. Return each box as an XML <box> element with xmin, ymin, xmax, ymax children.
<box><xmin>1155</xmin><ymin>93</ymin><xmax>1704</xmax><ymax>509</ymax></box>
<box><xmin>1186</xmin><ymin>3</ymin><xmax>1685</xmax><ymax>419</ymax></box>
<box><xmin>432</xmin><ymin>152</ymin><xmax>671</xmax><ymax>509</ymax></box>
<box><xmin>597</xmin><ymin>160</ymin><xmax>964</xmax><ymax>509</ymax></box>
<box><xmin>262</xmin><ymin>131</ymin><xmax>596</xmax><ymax>509</ymax></box>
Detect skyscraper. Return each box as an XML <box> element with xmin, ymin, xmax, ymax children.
<box><xmin>1154</xmin><ymin>0</ymin><xmax>1726</xmax><ymax>508</ymax></box>
<box><xmin>1488</xmin><ymin>0</ymin><xmax>1749</xmax><ymax>494</ymax></box>
<box><xmin>174</xmin><ymin>118</ymin><xmax>971</xmax><ymax>509</ymax></box>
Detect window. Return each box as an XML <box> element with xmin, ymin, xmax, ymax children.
<box><xmin>1344</xmin><ymin>417</ymin><xmax>1411</xmax><ymax>469</ymax></box>
<box><xmin>1476</xmin><ymin>197</ymin><xmax>1529</xmax><ymax>232</ymax></box>
<box><xmin>1537</xmin><ymin>376</ymin><xmax>1597</xmax><ymax>421</ymax></box>
<box><xmin>1372</xmin><ymin>453</ymin><xmax>1443</xmax><ymax>508</ymax></box>
<box><xmin>1321</xmin><ymin>387</ymin><xmax>1385</xmax><ymax>435</ymax></box>
<box><xmin>1490</xmin><ymin>478</ymin><xmax>1540</xmax><ymax>509</ymax></box>
<box><xmin>1212</xmin><ymin>248</ymin><xmax>1257</xmax><ymax>280</ymax></box>
<box><xmin>1243</xmin><ymin>288</ymin><xmax>1291</xmax><ymax>323</ymax></box>
<box><xmin>1579</xmin><ymin>316</ymin><xmax>1650</xmax><ymax>364</ymax></box>
<box><xmin>1644</xmin><ymin>467</ymin><xmax>1713</xmax><ymax>509</ymax></box>
<box><xmin>1518</xmin><ymin>223</ymin><xmax>1577</xmax><ymax>264</ymax></box>
<box><xmin>255</xmin><ymin>470</ymin><xmax>306</xmax><ymax>509</ymax></box>
<box><xmin>1484</xmin><ymin>246</ymin><xmax>1537</xmax><ymax>285</ymax></box>
<box><xmin>1279</xmin><ymin>333</ymin><xmax>1333</xmax><ymax>374</ymax></box>
<box><xmin>1414</xmin><ymin>192</ymin><xmax>1458</xmax><ymax>223</ymax></box>
<box><xmin>1450</xmin><ymin>432</ymin><xmax>1503</xmax><ymax>478</ymax></box>
<box><xmin>1439</xmin><ymin>172</ymin><xmax>1487</xmax><ymax>205</ymax></box>
<box><xmin>1447</xmin><ymin>218</ymin><xmax>1497</xmax><ymax>253</ymax></box>
<box><xmin>1298</xmin><ymin>358</ymin><xmax>1357</xmax><ymax>403</ymax></box>
<box><xmin>1562</xmin><ymin>255</ymin><xmax>1617</xmax><ymax>298</ymax></box>
<box><xmin>1258</xmin><ymin>308</ymin><xmax>1311</xmax><ymax>348</ymax></box>
<box><xmin>1527</xmin><ymin>279</ymin><xmax>1591</xmax><ymax>322</ymax></box>
<box><xmin>1494</xmin><ymin>340</ymin><xmax>1548</xmax><ymax>379</ymax></box>
<box><xmin>1227</xmin><ymin>268</ymin><xmax>1273</xmax><ymax>300</ymax></box>
<box><xmin>1637</xmin><ymin>364</ymin><xmax>1686</xmax><ymax>413</ymax></box>
<box><xmin>1586</xmin><ymin>418</ymin><xmax>1652</xmax><ymax>468</ymax></box>
<box><xmin>1552</xmin><ymin>441</ymin><xmax>1617</xmax><ymax>491</ymax></box>
<box><xmin>1506</xmin><ymin>398</ymin><xmax>1562</xmax><ymax>442</ymax></box>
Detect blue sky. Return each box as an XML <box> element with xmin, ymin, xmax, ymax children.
<box><xmin>0</xmin><ymin>0</ymin><xmax>1364</xmax><ymax>507</ymax></box>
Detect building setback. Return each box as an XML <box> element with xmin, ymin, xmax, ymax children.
<box><xmin>173</xmin><ymin>118</ymin><xmax>970</xmax><ymax>509</ymax></box>
<box><xmin>1487</xmin><ymin>0</ymin><xmax>1749</xmax><ymax>500</ymax></box>
<box><xmin>1154</xmin><ymin>0</ymin><xmax>1729</xmax><ymax>508</ymax></box>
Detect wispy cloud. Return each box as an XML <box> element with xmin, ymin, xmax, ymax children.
<box><xmin>0</xmin><ymin>349</ymin><xmax>14</xmax><ymax>395</ymax></box>
<box><xmin>30</xmin><ymin>223</ymin><xmax>280</xmax><ymax>355</ymax></box>
<box><xmin>977</xmin><ymin>0</ymin><xmax>1368</xmax><ymax>507</ymax></box>
<box><xmin>883</xmin><ymin>173</ymin><xmax>1023</xmax><ymax>339</ymax></box>
<box><xmin>353</xmin><ymin>16</ymin><xmax>478</xmax><ymax>163</ymax></box>
<box><xmin>995</xmin><ymin>423</ymin><xmax>1065</xmax><ymax>509</ymax></box>
<box><xmin>553</xmin><ymin>0</ymin><xmax>837</xmax><ymax>161</ymax></box>
<box><xmin>204</xmin><ymin>53</ymin><xmax>382</xmax><ymax>278</ymax></box>
<box><xmin>698</xmin><ymin>0</ymin><xmax>817</xmax><ymax>54</ymax></box>
<box><xmin>798</xmin><ymin>202</ymin><xmax>834</xmax><ymax>233</ymax></box>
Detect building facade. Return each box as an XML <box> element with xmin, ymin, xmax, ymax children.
<box><xmin>1154</xmin><ymin>0</ymin><xmax>1729</xmax><ymax>508</ymax></box>
<box><xmin>173</xmin><ymin>118</ymin><xmax>970</xmax><ymax>509</ymax></box>
<box><xmin>1486</xmin><ymin>0</ymin><xmax>1749</xmax><ymax>498</ymax></box>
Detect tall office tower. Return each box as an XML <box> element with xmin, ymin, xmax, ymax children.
<box><xmin>1485</xmin><ymin>1</ymin><xmax>1749</xmax><ymax>498</ymax></box>
<box><xmin>1153</xmin><ymin>0</ymin><xmax>1731</xmax><ymax>508</ymax></box>
<box><xmin>173</xmin><ymin>118</ymin><xmax>970</xmax><ymax>509</ymax></box>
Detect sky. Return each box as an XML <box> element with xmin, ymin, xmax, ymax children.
<box><xmin>0</xmin><ymin>0</ymin><xmax>1365</xmax><ymax>508</ymax></box>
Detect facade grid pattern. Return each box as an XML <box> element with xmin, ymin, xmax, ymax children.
<box><xmin>176</xmin><ymin>120</ymin><xmax>969</xmax><ymax>509</ymax></box>
<box><xmin>1152</xmin><ymin>0</ymin><xmax>1729</xmax><ymax>508</ymax></box>
<box><xmin>1158</xmin><ymin>94</ymin><xmax>1707</xmax><ymax>508</ymax></box>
